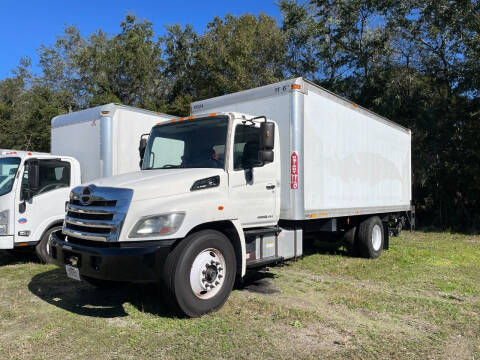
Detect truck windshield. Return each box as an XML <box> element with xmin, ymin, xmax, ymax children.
<box><xmin>0</xmin><ymin>157</ymin><xmax>20</xmax><ymax>196</ymax></box>
<box><xmin>142</xmin><ymin>116</ymin><xmax>229</xmax><ymax>170</ymax></box>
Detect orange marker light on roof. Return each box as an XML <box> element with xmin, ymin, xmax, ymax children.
<box><xmin>209</xmin><ymin>113</ymin><xmax>217</xmax><ymax>117</ymax></box>
<box><xmin>353</xmin><ymin>103</ymin><xmax>358</xmax><ymax>108</ymax></box>
<box><xmin>101</xmin><ymin>111</ymin><xmax>109</xmax><ymax>114</ymax></box>
<box><xmin>291</xmin><ymin>84</ymin><xmax>301</xmax><ymax>90</ymax></box>
<box><xmin>187</xmin><ymin>116</ymin><xmax>194</xmax><ymax>120</ymax></box>
<box><xmin>218</xmin><ymin>206</ymin><xmax>224</xmax><ymax>211</ymax></box>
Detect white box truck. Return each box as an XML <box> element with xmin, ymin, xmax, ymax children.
<box><xmin>50</xmin><ymin>78</ymin><xmax>414</xmax><ymax>317</ymax></box>
<box><xmin>0</xmin><ymin>104</ymin><xmax>174</xmax><ymax>262</ymax></box>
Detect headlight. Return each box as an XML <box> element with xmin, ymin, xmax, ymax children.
<box><xmin>0</xmin><ymin>210</ymin><xmax>9</xmax><ymax>235</ymax></box>
<box><xmin>129</xmin><ymin>212</ymin><xmax>185</xmax><ymax>238</ymax></box>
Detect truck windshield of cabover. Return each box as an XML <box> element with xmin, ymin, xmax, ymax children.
<box><xmin>142</xmin><ymin>116</ymin><xmax>229</xmax><ymax>170</ymax></box>
<box><xmin>0</xmin><ymin>157</ymin><xmax>20</xmax><ymax>196</ymax></box>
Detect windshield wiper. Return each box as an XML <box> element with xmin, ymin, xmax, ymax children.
<box><xmin>144</xmin><ymin>165</ymin><xmax>184</xmax><ymax>170</ymax></box>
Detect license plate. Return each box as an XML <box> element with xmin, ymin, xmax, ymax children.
<box><xmin>65</xmin><ymin>265</ymin><xmax>81</xmax><ymax>281</ymax></box>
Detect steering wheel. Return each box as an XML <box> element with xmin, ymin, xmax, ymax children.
<box><xmin>37</xmin><ymin>183</ymin><xmax>60</xmax><ymax>195</ymax></box>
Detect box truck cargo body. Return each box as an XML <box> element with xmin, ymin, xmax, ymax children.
<box><xmin>50</xmin><ymin>78</ymin><xmax>414</xmax><ymax>317</ymax></box>
<box><xmin>191</xmin><ymin>77</ymin><xmax>412</xmax><ymax>221</ymax></box>
<box><xmin>52</xmin><ymin>104</ymin><xmax>175</xmax><ymax>182</ymax></box>
<box><xmin>0</xmin><ymin>104</ymin><xmax>174</xmax><ymax>262</ymax></box>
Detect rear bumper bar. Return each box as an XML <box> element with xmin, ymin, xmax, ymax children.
<box><xmin>49</xmin><ymin>231</ymin><xmax>176</xmax><ymax>282</ymax></box>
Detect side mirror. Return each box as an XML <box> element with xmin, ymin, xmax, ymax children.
<box><xmin>259</xmin><ymin>149</ymin><xmax>274</xmax><ymax>163</ymax></box>
<box><xmin>259</xmin><ymin>121</ymin><xmax>275</xmax><ymax>164</ymax></box>
<box><xmin>138</xmin><ymin>135</ymin><xmax>148</xmax><ymax>168</ymax></box>
<box><xmin>27</xmin><ymin>163</ymin><xmax>40</xmax><ymax>191</ymax></box>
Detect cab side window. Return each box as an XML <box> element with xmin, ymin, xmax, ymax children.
<box><xmin>22</xmin><ymin>160</ymin><xmax>71</xmax><ymax>199</ymax></box>
<box><xmin>233</xmin><ymin>125</ymin><xmax>262</xmax><ymax>170</ymax></box>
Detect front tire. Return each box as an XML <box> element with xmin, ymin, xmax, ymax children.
<box><xmin>35</xmin><ymin>226</ymin><xmax>62</xmax><ymax>263</ymax></box>
<box><xmin>163</xmin><ymin>230</ymin><xmax>236</xmax><ymax>317</ymax></box>
<box><xmin>357</xmin><ymin>216</ymin><xmax>384</xmax><ymax>259</ymax></box>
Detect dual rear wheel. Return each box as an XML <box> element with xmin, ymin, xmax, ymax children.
<box><xmin>345</xmin><ymin>216</ymin><xmax>385</xmax><ymax>259</ymax></box>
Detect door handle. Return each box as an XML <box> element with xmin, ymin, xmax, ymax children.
<box><xmin>266</xmin><ymin>184</ymin><xmax>275</xmax><ymax>190</ymax></box>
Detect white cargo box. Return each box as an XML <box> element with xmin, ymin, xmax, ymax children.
<box><xmin>191</xmin><ymin>78</ymin><xmax>412</xmax><ymax>221</ymax></box>
<box><xmin>51</xmin><ymin>104</ymin><xmax>175</xmax><ymax>183</ymax></box>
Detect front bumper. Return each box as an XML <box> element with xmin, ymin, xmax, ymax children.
<box><xmin>49</xmin><ymin>231</ymin><xmax>176</xmax><ymax>282</ymax></box>
<box><xmin>0</xmin><ymin>235</ymin><xmax>14</xmax><ymax>250</ymax></box>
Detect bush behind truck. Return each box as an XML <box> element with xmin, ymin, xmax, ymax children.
<box><xmin>49</xmin><ymin>78</ymin><xmax>414</xmax><ymax>317</ymax></box>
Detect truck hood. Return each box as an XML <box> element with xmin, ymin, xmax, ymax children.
<box><xmin>88</xmin><ymin>168</ymin><xmax>225</xmax><ymax>201</ymax></box>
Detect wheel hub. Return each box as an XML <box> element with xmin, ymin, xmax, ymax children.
<box><xmin>205</xmin><ymin>265</ymin><xmax>218</xmax><ymax>283</ymax></box>
<box><xmin>190</xmin><ymin>248</ymin><xmax>226</xmax><ymax>299</ymax></box>
<box><xmin>372</xmin><ymin>224</ymin><xmax>382</xmax><ymax>251</ymax></box>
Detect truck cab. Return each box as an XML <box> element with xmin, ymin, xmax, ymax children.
<box><xmin>0</xmin><ymin>151</ymin><xmax>81</xmax><ymax>261</ymax></box>
<box><xmin>50</xmin><ymin>112</ymin><xmax>281</xmax><ymax>316</ymax></box>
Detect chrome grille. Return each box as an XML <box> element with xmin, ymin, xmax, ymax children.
<box><xmin>63</xmin><ymin>185</ymin><xmax>133</xmax><ymax>242</ymax></box>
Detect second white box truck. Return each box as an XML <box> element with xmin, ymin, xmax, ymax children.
<box><xmin>0</xmin><ymin>104</ymin><xmax>174</xmax><ymax>261</ymax></box>
<box><xmin>50</xmin><ymin>78</ymin><xmax>414</xmax><ymax>317</ymax></box>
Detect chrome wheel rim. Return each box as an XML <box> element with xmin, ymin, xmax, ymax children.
<box><xmin>372</xmin><ymin>224</ymin><xmax>382</xmax><ymax>251</ymax></box>
<box><xmin>190</xmin><ymin>248</ymin><xmax>226</xmax><ymax>299</ymax></box>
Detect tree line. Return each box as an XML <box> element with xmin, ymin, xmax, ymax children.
<box><xmin>0</xmin><ymin>0</ymin><xmax>479</xmax><ymax>231</ymax></box>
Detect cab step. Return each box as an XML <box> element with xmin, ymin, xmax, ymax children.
<box><xmin>246</xmin><ymin>256</ymin><xmax>284</xmax><ymax>269</ymax></box>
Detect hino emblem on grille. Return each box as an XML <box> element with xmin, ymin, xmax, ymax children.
<box><xmin>80</xmin><ymin>186</ymin><xmax>94</xmax><ymax>205</ymax></box>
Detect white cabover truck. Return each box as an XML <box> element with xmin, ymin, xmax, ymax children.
<box><xmin>0</xmin><ymin>104</ymin><xmax>174</xmax><ymax>262</ymax></box>
<box><xmin>50</xmin><ymin>78</ymin><xmax>414</xmax><ymax>317</ymax></box>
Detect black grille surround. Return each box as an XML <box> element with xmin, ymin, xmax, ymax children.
<box><xmin>63</xmin><ymin>185</ymin><xmax>133</xmax><ymax>242</ymax></box>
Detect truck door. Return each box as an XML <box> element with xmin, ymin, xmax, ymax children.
<box><xmin>15</xmin><ymin>158</ymin><xmax>72</xmax><ymax>244</ymax></box>
<box><xmin>229</xmin><ymin>121</ymin><xmax>279</xmax><ymax>227</ymax></box>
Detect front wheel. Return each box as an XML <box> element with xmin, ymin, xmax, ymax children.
<box><xmin>36</xmin><ymin>226</ymin><xmax>62</xmax><ymax>263</ymax></box>
<box><xmin>163</xmin><ymin>230</ymin><xmax>236</xmax><ymax>317</ymax></box>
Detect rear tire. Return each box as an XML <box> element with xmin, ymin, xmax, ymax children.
<box><xmin>163</xmin><ymin>230</ymin><xmax>236</xmax><ymax>317</ymax></box>
<box><xmin>357</xmin><ymin>216</ymin><xmax>384</xmax><ymax>259</ymax></box>
<box><xmin>343</xmin><ymin>226</ymin><xmax>359</xmax><ymax>256</ymax></box>
<box><xmin>35</xmin><ymin>226</ymin><xmax>62</xmax><ymax>263</ymax></box>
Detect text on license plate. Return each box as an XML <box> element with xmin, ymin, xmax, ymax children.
<box><xmin>65</xmin><ymin>265</ymin><xmax>81</xmax><ymax>281</ymax></box>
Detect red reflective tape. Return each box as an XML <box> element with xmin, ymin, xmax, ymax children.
<box><xmin>291</xmin><ymin>152</ymin><xmax>299</xmax><ymax>190</ymax></box>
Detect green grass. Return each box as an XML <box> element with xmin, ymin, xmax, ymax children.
<box><xmin>0</xmin><ymin>232</ymin><xmax>479</xmax><ymax>359</ymax></box>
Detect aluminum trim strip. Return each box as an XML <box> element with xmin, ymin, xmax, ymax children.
<box><xmin>290</xmin><ymin>90</ymin><xmax>305</xmax><ymax>220</ymax></box>
<box><xmin>304</xmin><ymin>205</ymin><xmax>412</xmax><ymax>219</ymax></box>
